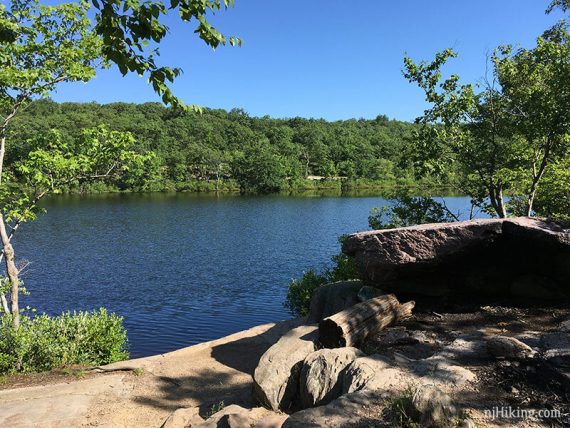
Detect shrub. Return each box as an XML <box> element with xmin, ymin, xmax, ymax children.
<box><xmin>286</xmin><ymin>235</ymin><xmax>360</xmax><ymax>316</ymax></box>
<box><xmin>0</xmin><ymin>308</ymin><xmax>128</xmax><ymax>374</ymax></box>
<box><xmin>285</xmin><ymin>269</ymin><xmax>328</xmax><ymax>316</ymax></box>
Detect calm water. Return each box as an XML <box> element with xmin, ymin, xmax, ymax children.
<box><xmin>14</xmin><ymin>193</ymin><xmax>473</xmax><ymax>357</ymax></box>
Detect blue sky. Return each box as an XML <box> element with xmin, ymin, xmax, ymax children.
<box><xmin>53</xmin><ymin>0</ymin><xmax>564</xmax><ymax>121</ymax></box>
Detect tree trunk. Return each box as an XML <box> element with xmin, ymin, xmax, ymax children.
<box><xmin>527</xmin><ymin>144</ymin><xmax>551</xmax><ymax>217</ymax></box>
<box><xmin>495</xmin><ymin>183</ymin><xmax>507</xmax><ymax>218</ymax></box>
<box><xmin>0</xmin><ymin>215</ymin><xmax>20</xmax><ymax>328</ymax></box>
<box><xmin>318</xmin><ymin>294</ymin><xmax>415</xmax><ymax>348</ymax></box>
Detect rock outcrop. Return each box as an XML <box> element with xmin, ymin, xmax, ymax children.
<box><xmin>343</xmin><ymin>217</ymin><xmax>570</xmax><ymax>298</ymax></box>
<box><xmin>253</xmin><ymin>325</ymin><xmax>318</xmax><ymax>411</ymax></box>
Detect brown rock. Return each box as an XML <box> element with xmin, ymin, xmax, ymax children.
<box><xmin>342</xmin><ymin>217</ymin><xmax>570</xmax><ymax>298</ymax></box>
<box><xmin>343</xmin><ymin>218</ymin><xmax>504</xmax><ymax>277</ymax></box>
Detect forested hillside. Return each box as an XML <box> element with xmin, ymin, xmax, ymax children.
<box><xmin>7</xmin><ymin>100</ymin><xmax>451</xmax><ymax>193</ymax></box>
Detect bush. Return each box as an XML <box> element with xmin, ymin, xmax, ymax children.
<box><xmin>285</xmin><ymin>269</ymin><xmax>328</xmax><ymax>316</ymax></box>
<box><xmin>286</xmin><ymin>236</ymin><xmax>360</xmax><ymax>316</ymax></box>
<box><xmin>0</xmin><ymin>308</ymin><xmax>129</xmax><ymax>374</ymax></box>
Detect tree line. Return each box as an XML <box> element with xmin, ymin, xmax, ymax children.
<box><xmin>7</xmin><ymin>100</ymin><xmax>450</xmax><ymax>193</ymax></box>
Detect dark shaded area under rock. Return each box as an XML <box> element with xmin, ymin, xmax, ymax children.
<box><xmin>343</xmin><ymin>217</ymin><xmax>570</xmax><ymax>300</ymax></box>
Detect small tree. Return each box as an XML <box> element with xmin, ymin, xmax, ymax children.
<box><xmin>0</xmin><ymin>1</ymin><xmax>154</xmax><ymax>328</ymax></box>
<box><xmin>403</xmin><ymin>19</ymin><xmax>570</xmax><ymax>218</ymax></box>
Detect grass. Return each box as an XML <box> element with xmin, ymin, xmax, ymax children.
<box><xmin>206</xmin><ymin>400</ymin><xmax>226</xmax><ymax>418</ymax></box>
<box><xmin>385</xmin><ymin>385</ymin><xmax>420</xmax><ymax>428</ymax></box>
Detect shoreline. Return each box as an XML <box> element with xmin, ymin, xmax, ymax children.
<box><xmin>0</xmin><ymin>318</ymin><xmax>303</xmax><ymax>427</ymax></box>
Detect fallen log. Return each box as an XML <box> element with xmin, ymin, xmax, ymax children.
<box><xmin>318</xmin><ymin>294</ymin><xmax>415</xmax><ymax>348</ymax></box>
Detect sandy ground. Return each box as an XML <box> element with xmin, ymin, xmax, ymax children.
<box><xmin>0</xmin><ymin>318</ymin><xmax>302</xmax><ymax>428</ymax></box>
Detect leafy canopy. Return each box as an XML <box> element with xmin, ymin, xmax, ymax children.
<box><xmin>0</xmin><ymin>0</ymin><xmax>101</xmax><ymax>115</ymax></box>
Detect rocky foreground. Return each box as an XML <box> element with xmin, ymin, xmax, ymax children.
<box><xmin>1</xmin><ymin>217</ymin><xmax>568</xmax><ymax>427</ymax></box>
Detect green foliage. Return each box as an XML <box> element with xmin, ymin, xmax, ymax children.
<box><xmin>207</xmin><ymin>400</ymin><xmax>226</xmax><ymax>418</ymax></box>
<box><xmin>403</xmin><ymin>17</ymin><xmax>570</xmax><ymax>219</ymax></box>
<box><xmin>0</xmin><ymin>0</ymin><xmax>240</xmax><ymax>110</ymax></box>
<box><xmin>529</xmin><ymin>158</ymin><xmax>570</xmax><ymax>221</ymax></box>
<box><xmin>231</xmin><ymin>138</ymin><xmax>287</xmax><ymax>193</ymax></box>
<box><xmin>384</xmin><ymin>385</ymin><xmax>420</xmax><ymax>428</ymax></box>
<box><xmin>286</xmin><ymin>236</ymin><xmax>360</xmax><ymax>316</ymax></box>
<box><xmin>285</xmin><ymin>269</ymin><xmax>327</xmax><ymax>317</ymax></box>
<box><xmin>0</xmin><ymin>0</ymin><xmax>100</xmax><ymax>113</ymax></box>
<box><xmin>2</xmin><ymin>125</ymin><xmax>156</xmax><ymax>228</ymax></box>
<box><xmin>0</xmin><ymin>308</ymin><xmax>128</xmax><ymax>374</ymax></box>
<box><xmin>8</xmin><ymin>100</ymin><xmax>440</xmax><ymax>194</ymax></box>
<box><xmin>91</xmin><ymin>0</ymin><xmax>240</xmax><ymax>109</ymax></box>
<box><xmin>368</xmin><ymin>195</ymin><xmax>459</xmax><ymax>230</ymax></box>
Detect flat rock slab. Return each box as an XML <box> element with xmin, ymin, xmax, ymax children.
<box><xmin>344</xmin><ymin>218</ymin><xmax>504</xmax><ymax>271</ymax></box>
<box><xmin>0</xmin><ymin>374</ymin><xmax>127</xmax><ymax>428</ymax></box>
<box><xmin>0</xmin><ymin>319</ymin><xmax>303</xmax><ymax>428</ymax></box>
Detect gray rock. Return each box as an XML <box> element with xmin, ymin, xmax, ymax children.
<box><xmin>306</xmin><ymin>281</ymin><xmax>362</xmax><ymax>324</ymax></box>
<box><xmin>299</xmin><ymin>347</ymin><xmax>363</xmax><ymax>408</ymax></box>
<box><xmin>253</xmin><ymin>325</ymin><xmax>317</xmax><ymax>411</ymax></box>
<box><xmin>413</xmin><ymin>355</ymin><xmax>476</xmax><ymax>387</ymax></box>
<box><xmin>283</xmin><ymin>389</ymin><xmax>386</xmax><ymax>428</ymax></box>
<box><xmin>197</xmin><ymin>406</ymin><xmax>274</xmax><ymax>428</ymax></box>
<box><xmin>357</xmin><ymin>285</ymin><xmax>385</xmax><ymax>302</ymax></box>
<box><xmin>411</xmin><ymin>384</ymin><xmax>458</xmax><ymax>427</ymax></box>
<box><xmin>560</xmin><ymin>318</ymin><xmax>570</xmax><ymax>332</ymax></box>
<box><xmin>513</xmin><ymin>331</ymin><xmax>542</xmax><ymax>349</ymax></box>
<box><xmin>541</xmin><ymin>332</ymin><xmax>570</xmax><ymax>367</ymax></box>
<box><xmin>437</xmin><ymin>333</ymin><xmax>489</xmax><ymax>362</ymax></box>
<box><xmin>342</xmin><ymin>354</ymin><xmax>407</xmax><ymax>394</ymax></box>
<box><xmin>161</xmin><ymin>407</ymin><xmax>204</xmax><ymax>428</ymax></box>
<box><xmin>196</xmin><ymin>405</ymin><xmax>250</xmax><ymax>428</ymax></box>
<box><xmin>486</xmin><ymin>335</ymin><xmax>536</xmax><ymax>360</ymax></box>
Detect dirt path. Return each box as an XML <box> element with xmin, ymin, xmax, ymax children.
<box><xmin>0</xmin><ymin>319</ymin><xmax>302</xmax><ymax>428</ymax></box>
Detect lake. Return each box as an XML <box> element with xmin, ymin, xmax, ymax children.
<box><xmin>15</xmin><ymin>192</ymin><xmax>474</xmax><ymax>357</ymax></box>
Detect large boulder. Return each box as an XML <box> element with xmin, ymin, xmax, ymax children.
<box><xmin>299</xmin><ymin>347</ymin><xmax>363</xmax><ymax>408</ymax></box>
<box><xmin>343</xmin><ymin>217</ymin><xmax>570</xmax><ymax>298</ymax></box>
<box><xmin>253</xmin><ymin>325</ymin><xmax>318</xmax><ymax>411</ymax></box>
<box><xmin>306</xmin><ymin>281</ymin><xmax>362</xmax><ymax>323</ymax></box>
